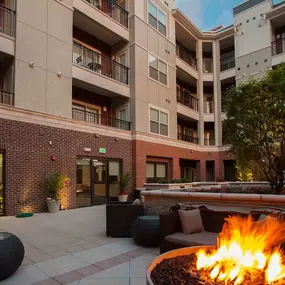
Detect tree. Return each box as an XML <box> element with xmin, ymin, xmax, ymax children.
<box><xmin>223</xmin><ymin>64</ymin><xmax>285</xmax><ymax>193</ymax></box>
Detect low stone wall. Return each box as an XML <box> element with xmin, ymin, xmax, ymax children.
<box><xmin>141</xmin><ymin>190</ymin><xmax>285</xmax><ymax>215</ymax></box>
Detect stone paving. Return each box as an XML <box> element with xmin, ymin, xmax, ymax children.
<box><xmin>0</xmin><ymin>206</ymin><xmax>158</xmax><ymax>285</ymax></box>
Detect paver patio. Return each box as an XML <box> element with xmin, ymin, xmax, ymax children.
<box><xmin>0</xmin><ymin>206</ymin><xmax>158</xmax><ymax>285</ymax></box>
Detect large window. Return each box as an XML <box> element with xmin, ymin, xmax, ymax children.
<box><xmin>149</xmin><ymin>54</ymin><xmax>167</xmax><ymax>85</ymax></box>
<box><xmin>148</xmin><ymin>1</ymin><xmax>166</xmax><ymax>36</ymax></box>
<box><xmin>146</xmin><ymin>162</ymin><xmax>167</xmax><ymax>182</ymax></box>
<box><xmin>150</xmin><ymin>108</ymin><xmax>168</xmax><ymax>136</ymax></box>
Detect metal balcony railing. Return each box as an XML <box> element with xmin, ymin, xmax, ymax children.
<box><xmin>177</xmin><ymin>87</ymin><xmax>199</xmax><ymax>111</ymax></box>
<box><xmin>72</xmin><ymin>108</ymin><xmax>131</xmax><ymax>130</ymax></box>
<box><xmin>204</xmin><ymin>100</ymin><xmax>214</xmax><ymax>114</ymax></box>
<box><xmin>203</xmin><ymin>60</ymin><xmax>213</xmax><ymax>73</ymax></box>
<box><xmin>177</xmin><ymin>133</ymin><xmax>199</xmax><ymax>144</ymax></box>
<box><xmin>0</xmin><ymin>4</ymin><xmax>15</xmax><ymax>37</ymax></box>
<box><xmin>85</xmin><ymin>0</ymin><xmax>128</xmax><ymax>28</ymax></box>
<box><xmin>204</xmin><ymin>138</ymin><xmax>215</xmax><ymax>146</ymax></box>
<box><xmin>0</xmin><ymin>90</ymin><xmax>14</xmax><ymax>106</ymax></box>
<box><xmin>220</xmin><ymin>52</ymin><xmax>235</xmax><ymax>71</ymax></box>
<box><xmin>73</xmin><ymin>41</ymin><xmax>129</xmax><ymax>85</ymax></box>
<box><xmin>176</xmin><ymin>44</ymin><xmax>197</xmax><ymax>70</ymax></box>
<box><xmin>272</xmin><ymin>36</ymin><xmax>285</xmax><ymax>56</ymax></box>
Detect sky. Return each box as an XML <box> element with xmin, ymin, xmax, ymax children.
<box><xmin>175</xmin><ymin>0</ymin><xmax>284</xmax><ymax>31</ymax></box>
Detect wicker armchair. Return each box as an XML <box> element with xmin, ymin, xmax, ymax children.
<box><xmin>106</xmin><ymin>202</ymin><xmax>144</xmax><ymax>238</ymax></box>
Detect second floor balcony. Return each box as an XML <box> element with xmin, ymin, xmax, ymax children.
<box><xmin>0</xmin><ymin>4</ymin><xmax>15</xmax><ymax>38</ymax></box>
<box><xmin>176</xmin><ymin>43</ymin><xmax>197</xmax><ymax>70</ymax></box>
<box><xmin>177</xmin><ymin>87</ymin><xmax>199</xmax><ymax>112</ymax></box>
<box><xmin>177</xmin><ymin>132</ymin><xmax>199</xmax><ymax>144</ymax></box>
<box><xmin>203</xmin><ymin>60</ymin><xmax>213</xmax><ymax>73</ymax></box>
<box><xmin>0</xmin><ymin>90</ymin><xmax>13</xmax><ymax>106</ymax></box>
<box><xmin>73</xmin><ymin>41</ymin><xmax>129</xmax><ymax>84</ymax></box>
<box><xmin>204</xmin><ymin>138</ymin><xmax>215</xmax><ymax>146</ymax></box>
<box><xmin>72</xmin><ymin>107</ymin><xmax>131</xmax><ymax>130</ymax></box>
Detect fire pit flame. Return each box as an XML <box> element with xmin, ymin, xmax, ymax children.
<box><xmin>196</xmin><ymin>215</ymin><xmax>285</xmax><ymax>284</ymax></box>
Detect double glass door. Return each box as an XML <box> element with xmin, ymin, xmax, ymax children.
<box><xmin>76</xmin><ymin>158</ymin><xmax>121</xmax><ymax>208</ymax></box>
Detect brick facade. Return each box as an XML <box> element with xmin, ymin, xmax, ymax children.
<box><xmin>0</xmin><ymin>118</ymin><xmax>132</xmax><ymax>216</ymax></box>
<box><xmin>0</xmin><ymin>116</ymin><xmax>234</xmax><ymax>216</ymax></box>
<box><xmin>133</xmin><ymin>140</ymin><xmax>235</xmax><ymax>188</ymax></box>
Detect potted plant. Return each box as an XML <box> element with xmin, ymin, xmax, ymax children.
<box><xmin>118</xmin><ymin>173</ymin><xmax>131</xmax><ymax>202</ymax></box>
<box><xmin>43</xmin><ymin>173</ymin><xmax>70</xmax><ymax>213</ymax></box>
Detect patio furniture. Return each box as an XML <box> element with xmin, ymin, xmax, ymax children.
<box><xmin>106</xmin><ymin>202</ymin><xmax>144</xmax><ymax>238</ymax></box>
<box><xmin>132</xmin><ymin>215</ymin><xmax>160</xmax><ymax>247</ymax></box>
<box><xmin>159</xmin><ymin>204</ymin><xmax>279</xmax><ymax>254</ymax></box>
<box><xmin>0</xmin><ymin>232</ymin><xmax>25</xmax><ymax>281</ymax></box>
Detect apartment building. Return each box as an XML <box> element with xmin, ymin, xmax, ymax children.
<box><xmin>0</xmin><ymin>0</ymin><xmax>283</xmax><ymax>215</ymax></box>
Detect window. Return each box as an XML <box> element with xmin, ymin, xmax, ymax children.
<box><xmin>148</xmin><ymin>1</ymin><xmax>166</xmax><ymax>36</ymax></box>
<box><xmin>150</xmin><ymin>108</ymin><xmax>168</xmax><ymax>136</ymax></box>
<box><xmin>146</xmin><ymin>162</ymin><xmax>167</xmax><ymax>182</ymax></box>
<box><xmin>72</xmin><ymin>102</ymin><xmax>101</xmax><ymax>124</ymax></box>
<box><xmin>149</xmin><ymin>54</ymin><xmax>168</xmax><ymax>85</ymax></box>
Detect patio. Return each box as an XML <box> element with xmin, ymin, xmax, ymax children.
<box><xmin>0</xmin><ymin>206</ymin><xmax>158</xmax><ymax>285</ymax></box>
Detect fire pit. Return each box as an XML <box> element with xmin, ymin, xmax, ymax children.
<box><xmin>147</xmin><ymin>215</ymin><xmax>285</xmax><ymax>285</ymax></box>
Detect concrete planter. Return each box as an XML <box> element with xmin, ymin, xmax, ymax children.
<box><xmin>46</xmin><ymin>199</ymin><xmax>60</xmax><ymax>213</ymax></box>
<box><xmin>118</xmin><ymin>194</ymin><xmax>128</xmax><ymax>202</ymax></box>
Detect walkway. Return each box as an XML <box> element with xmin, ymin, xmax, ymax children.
<box><xmin>0</xmin><ymin>206</ymin><xmax>158</xmax><ymax>285</ymax></box>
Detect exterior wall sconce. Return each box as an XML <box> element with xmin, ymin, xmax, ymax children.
<box><xmin>103</xmin><ymin>107</ymin><xmax>107</xmax><ymax>112</ymax></box>
<box><xmin>94</xmin><ymin>133</ymin><xmax>100</xmax><ymax>138</ymax></box>
<box><xmin>29</xmin><ymin>62</ymin><xmax>35</xmax><ymax>68</ymax></box>
<box><xmin>208</xmin><ymin>152</ymin><xmax>212</xmax><ymax>155</ymax></box>
<box><xmin>114</xmin><ymin>137</ymin><xmax>120</xmax><ymax>141</ymax></box>
<box><xmin>57</xmin><ymin>72</ymin><xmax>62</xmax><ymax>78</ymax></box>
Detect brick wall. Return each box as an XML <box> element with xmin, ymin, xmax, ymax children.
<box><xmin>133</xmin><ymin>140</ymin><xmax>234</xmax><ymax>188</ymax></box>
<box><xmin>0</xmin><ymin>118</ymin><xmax>132</xmax><ymax>216</ymax></box>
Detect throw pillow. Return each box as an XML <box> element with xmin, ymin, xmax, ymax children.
<box><xmin>178</xmin><ymin>209</ymin><xmax>205</xmax><ymax>234</ymax></box>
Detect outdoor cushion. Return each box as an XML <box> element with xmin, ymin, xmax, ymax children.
<box><xmin>165</xmin><ymin>232</ymin><xmax>218</xmax><ymax>246</ymax></box>
<box><xmin>178</xmin><ymin>209</ymin><xmax>204</xmax><ymax>234</ymax></box>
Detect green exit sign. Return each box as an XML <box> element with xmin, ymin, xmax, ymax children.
<box><xmin>99</xmin><ymin>148</ymin><xmax>106</xmax><ymax>154</ymax></box>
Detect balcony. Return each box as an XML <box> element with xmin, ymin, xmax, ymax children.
<box><xmin>204</xmin><ymin>100</ymin><xmax>214</xmax><ymax>114</ymax></box>
<box><xmin>177</xmin><ymin>87</ymin><xmax>198</xmax><ymax>111</ymax></box>
<box><xmin>272</xmin><ymin>36</ymin><xmax>285</xmax><ymax>66</ymax></box>
<box><xmin>203</xmin><ymin>60</ymin><xmax>213</xmax><ymax>81</ymax></box>
<box><xmin>72</xmin><ymin>41</ymin><xmax>130</xmax><ymax>98</ymax></box>
<box><xmin>0</xmin><ymin>90</ymin><xmax>14</xmax><ymax>106</ymax></box>
<box><xmin>204</xmin><ymin>138</ymin><xmax>215</xmax><ymax>146</ymax></box>
<box><xmin>0</xmin><ymin>4</ymin><xmax>15</xmax><ymax>37</ymax></box>
<box><xmin>177</xmin><ymin>132</ymin><xmax>199</xmax><ymax>144</ymax></box>
<box><xmin>176</xmin><ymin>44</ymin><xmax>197</xmax><ymax>70</ymax></box>
<box><xmin>73</xmin><ymin>0</ymin><xmax>129</xmax><ymax>45</ymax></box>
<box><xmin>86</xmin><ymin>0</ymin><xmax>128</xmax><ymax>28</ymax></box>
<box><xmin>72</xmin><ymin>108</ymin><xmax>131</xmax><ymax>130</ymax></box>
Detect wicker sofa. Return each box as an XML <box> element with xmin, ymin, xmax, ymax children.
<box><xmin>159</xmin><ymin>205</ymin><xmax>278</xmax><ymax>254</ymax></box>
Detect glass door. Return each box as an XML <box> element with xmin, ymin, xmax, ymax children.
<box><xmin>76</xmin><ymin>159</ymin><xmax>91</xmax><ymax>208</ymax></box>
<box><xmin>0</xmin><ymin>152</ymin><xmax>4</xmax><ymax>216</ymax></box>
<box><xmin>93</xmin><ymin>159</ymin><xmax>107</xmax><ymax>205</ymax></box>
<box><xmin>108</xmin><ymin>161</ymin><xmax>120</xmax><ymax>202</ymax></box>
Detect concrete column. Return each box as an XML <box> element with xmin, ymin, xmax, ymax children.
<box><xmin>215</xmin><ymin>159</ymin><xmax>224</xmax><ymax>181</ymax></box>
<box><xmin>197</xmin><ymin>40</ymin><xmax>204</xmax><ymax>146</ymax></box>
<box><xmin>213</xmin><ymin>40</ymin><xmax>222</xmax><ymax>146</ymax></box>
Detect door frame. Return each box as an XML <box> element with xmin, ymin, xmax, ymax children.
<box><xmin>0</xmin><ymin>150</ymin><xmax>5</xmax><ymax>216</ymax></box>
<box><xmin>76</xmin><ymin>156</ymin><xmax>123</xmax><ymax>205</ymax></box>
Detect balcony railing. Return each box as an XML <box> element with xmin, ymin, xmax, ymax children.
<box><xmin>220</xmin><ymin>52</ymin><xmax>235</xmax><ymax>71</ymax></box>
<box><xmin>73</xmin><ymin>41</ymin><xmax>129</xmax><ymax>85</ymax></box>
<box><xmin>72</xmin><ymin>108</ymin><xmax>131</xmax><ymax>130</ymax></box>
<box><xmin>204</xmin><ymin>138</ymin><xmax>215</xmax><ymax>146</ymax></box>
<box><xmin>0</xmin><ymin>90</ymin><xmax>14</xmax><ymax>106</ymax></box>
<box><xmin>203</xmin><ymin>60</ymin><xmax>213</xmax><ymax>73</ymax></box>
<box><xmin>272</xmin><ymin>36</ymin><xmax>285</xmax><ymax>56</ymax></box>
<box><xmin>85</xmin><ymin>0</ymin><xmax>128</xmax><ymax>28</ymax></box>
<box><xmin>0</xmin><ymin>5</ymin><xmax>15</xmax><ymax>37</ymax></box>
<box><xmin>177</xmin><ymin>87</ymin><xmax>199</xmax><ymax>111</ymax></box>
<box><xmin>176</xmin><ymin>44</ymin><xmax>197</xmax><ymax>70</ymax></box>
<box><xmin>177</xmin><ymin>133</ymin><xmax>199</xmax><ymax>144</ymax></box>
<box><xmin>204</xmin><ymin>100</ymin><xmax>214</xmax><ymax>114</ymax></box>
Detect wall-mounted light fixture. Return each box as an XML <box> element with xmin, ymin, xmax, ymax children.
<box><xmin>29</xmin><ymin>62</ymin><xmax>35</xmax><ymax>68</ymax></box>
